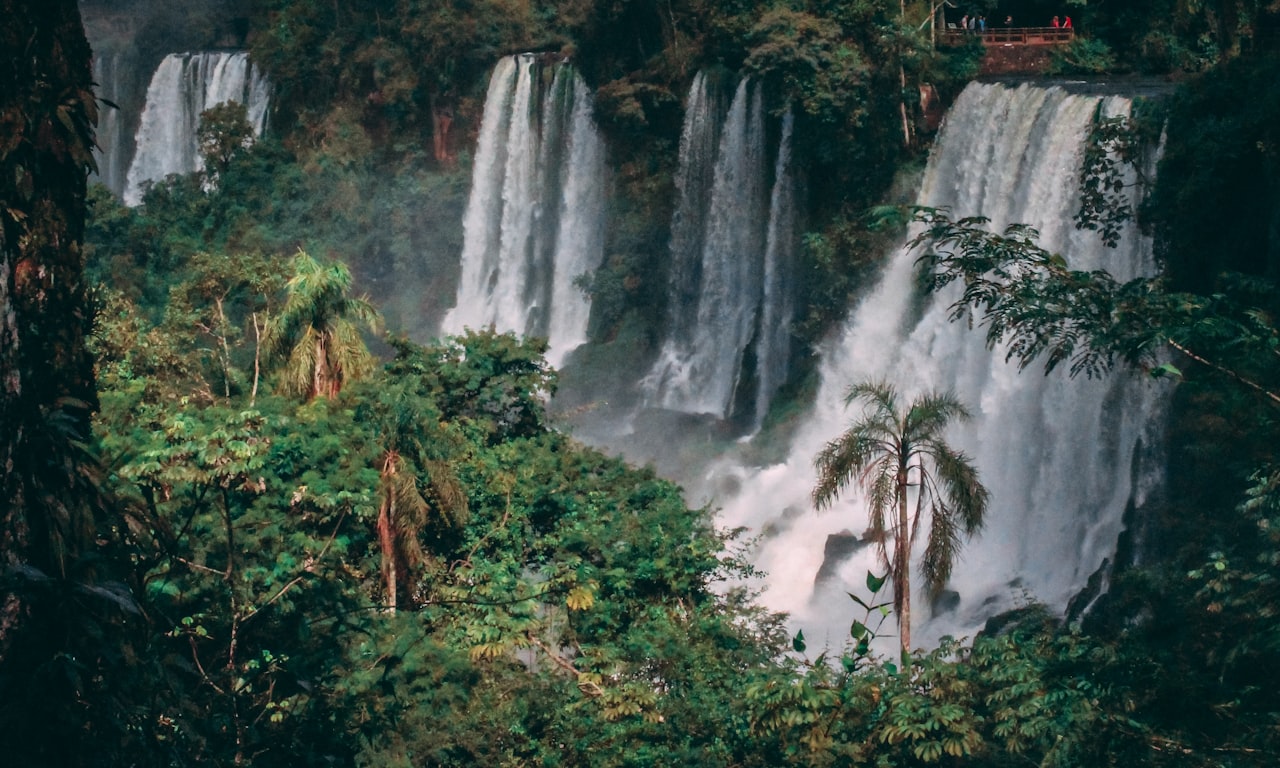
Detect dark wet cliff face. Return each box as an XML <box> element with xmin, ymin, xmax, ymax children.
<box><xmin>978</xmin><ymin>43</ymin><xmax>1057</xmax><ymax>76</ymax></box>
<box><xmin>80</xmin><ymin>0</ymin><xmax>253</xmax><ymax>45</ymax></box>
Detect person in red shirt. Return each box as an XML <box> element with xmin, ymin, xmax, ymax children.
<box><xmin>1051</xmin><ymin>15</ymin><xmax>1061</xmax><ymax>27</ymax></box>
<box><xmin>1063</xmin><ymin>16</ymin><xmax>1073</xmax><ymax>28</ymax></box>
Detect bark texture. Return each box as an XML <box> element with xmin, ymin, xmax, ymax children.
<box><xmin>0</xmin><ymin>0</ymin><xmax>98</xmax><ymax>656</ymax></box>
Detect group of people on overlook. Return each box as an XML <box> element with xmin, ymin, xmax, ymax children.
<box><xmin>956</xmin><ymin>13</ymin><xmax>1073</xmax><ymax>30</ymax></box>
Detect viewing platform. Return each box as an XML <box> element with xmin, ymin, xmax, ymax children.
<box><xmin>942</xmin><ymin>27</ymin><xmax>1076</xmax><ymax>47</ymax></box>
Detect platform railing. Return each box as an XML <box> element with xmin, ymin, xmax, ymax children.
<box><xmin>942</xmin><ymin>27</ymin><xmax>1076</xmax><ymax>46</ymax></box>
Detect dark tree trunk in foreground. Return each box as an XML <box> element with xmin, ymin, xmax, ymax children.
<box><xmin>0</xmin><ymin>0</ymin><xmax>99</xmax><ymax>647</ymax></box>
<box><xmin>0</xmin><ymin>7</ymin><xmax>125</xmax><ymax>764</ymax></box>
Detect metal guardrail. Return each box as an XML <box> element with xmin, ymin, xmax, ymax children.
<box><xmin>943</xmin><ymin>27</ymin><xmax>1076</xmax><ymax>46</ymax></box>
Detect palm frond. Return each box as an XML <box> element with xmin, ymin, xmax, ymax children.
<box><xmin>922</xmin><ymin>437</ymin><xmax>989</xmax><ymax>534</ymax></box>
<box><xmin>867</xmin><ymin>461</ymin><xmax>896</xmax><ymax>567</ymax></box>
<box><xmin>424</xmin><ymin>459</ymin><xmax>469</xmax><ymax>527</ymax></box>
<box><xmin>327</xmin><ymin>320</ymin><xmax>377</xmax><ymax>384</ymax></box>
<box><xmin>280</xmin><ymin>326</ymin><xmax>321</xmax><ymax>398</ymax></box>
<box><xmin>903</xmin><ymin>390</ymin><xmax>970</xmax><ymax>443</ymax></box>
<box><xmin>266</xmin><ymin>249</ymin><xmax>382</xmax><ymax>400</ymax></box>
<box><xmin>813</xmin><ymin>427</ymin><xmax>881</xmax><ymax>509</ymax></box>
<box><xmin>844</xmin><ymin>380</ymin><xmax>899</xmax><ymax>421</ymax></box>
<box><xmin>922</xmin><ymin>498</ymin><xmax>962</xmax><ymax>595</ymax></box>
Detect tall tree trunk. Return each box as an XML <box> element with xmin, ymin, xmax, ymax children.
<box><xmin>899</xmin><ymin>64</ymin><xmax>913</xmax><ymax>148</ymax></box>
<box><xmin>0</xmin><ymin>4</ymin><xmax>126</xmax><ymax>763</ymax></box>
<box><xmin>896</xmin><ymin>465</ymin><xmax>912</xmax><ymax>655</ymax></box>
<box><xmin>313</xmin><ymin>334</ymin><xmax>327</xmax><ymax>400</ymax></box>
<box><xmin>898</xmin><ymin>0</ymin><xmax>913</xmax><ymax>147</ymax></box>
<box><xmin>431</xmin><ymin>97</ymin><xmax>455</xmax><ymax>165</ymax></box>
<box><xmin>377</xmin><ymin>454</ymin><xmax>400</xmax><ymax>613</ymax></box>
<box><xmin>0</xmin><ymin>0</ymin><xmax>98</xmax><ymax>653</ymax></box>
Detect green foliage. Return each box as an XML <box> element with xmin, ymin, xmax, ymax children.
<box><xmin>1074</xmin><ymin>107</ymin><xmax>1162</xmax><ymax>248</ymax></box>
<box><xmin>58</xmin><ymin>4</ymin><xmax>1280</xmax><ymax>767</ymax></box>
<box><xmin>79</xmin><ymin>236</ymin><xmax>804</xmax><ymax>762</ymax></box>
<box><xmin>1048</xmin><ymin>36</ymin><xmax>1120</xmax><ymax>75</ymax></box>
<box><xmin>908</xmin><ymin>204</ymin><xmax>1280</xmax><ymax>765</ymax></box>
<box><xmin>1146</xmin><ymin>54</ymin><xmax>1280</xmax><ymax>292</ymax></box>
<box><xmin>1081</xmin><ymin>0</ymin><xmax>1265</xmax><ymax>71</ymax></box>
<box><xmin>911</xmin><ymin>207</ymin><xmax>1280</xmax><ymax>407</ymax></box>
<box><xmin>743</xmin><ymin>8</ymin><xmax>871</xmax><ymax>123</ymax></box>
<box><xmin>198</xmin><ymin>101</ymin><xmax>255</xmax><ymax>186</ymax></box>
<box><xmin>384</xmin><ymin>331</ymin><xmax>557</xmax><ymax>444</ymax></box>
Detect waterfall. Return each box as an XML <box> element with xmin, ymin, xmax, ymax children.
<box><xmin>713</xmin><ymin>82</ymin><xmax>1168</xmax><ymax>649</ymax></box>
<box><xmin>547</xmin><ymin>74</ymin><xmax>607</xmax><ymax>361</ymax></box>
<box><xmin>754</xmin><ymin>110</ymin><xmax>799</xmax><ymax>430</ymax></box>
<box><xmin>92</xmin><ymin>51</ymin><xmax>130</xmax><ymax>196</ymax></box>
<box><xmin>124</xmin><ymin>52</ymin><xmax>270</xmax><ymax>206</ymax></box>
<box><xmin>644</xmin><ymin>76</ymin><xmax>798</xmax><ymax>426</ymax></box>
<box><xmin>443</xmin><ymin>54</ymin><xmax>607</xmax><ymax>369</ymax></box>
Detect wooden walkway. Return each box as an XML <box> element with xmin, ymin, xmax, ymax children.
<box><xmin>942</xmin><ymin>27</ymin><xmax>1076</xmax><ymax>47</ymax></box>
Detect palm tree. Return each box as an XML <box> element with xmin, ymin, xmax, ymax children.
<box><xmin>376</xmin><ymin>450</ymin><xmax>432</xmax><ymax>613</ymax></box>
<box><xmin>374</xmin><ymin>389</ymin><xmax>469</xmax><ymax>612</ymax></box>
<box><xmin>812</xmin><ymin>381</ymin><xmax>988</xmax><ymax>653</ymax></box>
<box><xmin>266</xmin><ymin>250</ymin><xmax>380</xmax><ymax>400</ymax></box>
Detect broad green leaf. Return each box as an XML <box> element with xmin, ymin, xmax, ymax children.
<box><xmin>851</xmin><ymin>620</ymin><xmax>868</xmax><ymax>640</ymax></box>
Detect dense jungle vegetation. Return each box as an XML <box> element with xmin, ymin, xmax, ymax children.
<box><xmin>5</xmin><ymin>0</ymin><xmax>1280</xmax><ymax>765</ymax></box>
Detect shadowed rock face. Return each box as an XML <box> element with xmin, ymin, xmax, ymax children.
<box><xmin>980</xmin><ymin>45</ymin><xmax>1056</xmax><ymax>76</ymax></box>
<box><xmin>813</xmin><ymin>531</ymin><xmax>872</xmax><ymax>590</ymax></box>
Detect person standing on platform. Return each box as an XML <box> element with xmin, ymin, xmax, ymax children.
<box><xmin>1051</xmin><ymin>15</ymin><xmax>1061</xmax><ymax>27</ymax></box>
<box><xmin>1063</xmin><ymin>16</ymin><xmax>1073</xmax><ymax>28</ymax></box>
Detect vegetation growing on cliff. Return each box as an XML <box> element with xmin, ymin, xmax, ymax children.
<box><xmin>8</xmin><ymin>0</ymin><xmax>1280</xmax><ymax>764</ymax></box>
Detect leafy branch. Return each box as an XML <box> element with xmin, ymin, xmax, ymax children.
<box><xmin>909</xmin><ymin>207</ymin><xmax>1280</xmax><ymax>407</ymax></box>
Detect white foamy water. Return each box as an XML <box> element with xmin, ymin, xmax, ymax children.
<box><xmin>711</xmin><ymin>82</ymin><xmax>1168</xmax><ymax>650</ymax></box>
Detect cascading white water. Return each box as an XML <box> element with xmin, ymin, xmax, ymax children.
<box><xmin>546</xmin><ymin>75</ymin><xmax>607</xmax><ymax>361</ymax></box>
<box><xmin>712</xmin><ymin>82</ymin><xmax>1168</xmax><ymax>649</ymax></box>
<box><xmin>754</xmin><ymin>110</ymin><xmax>799</xmax><ymax>430</ymax></box>
<box><xmin>92</xmin><ymin>51</ymin><xmax>129</xmax><ymax>196</ymax></box>
<box><xmin>443</xmin><ymin>54</ymin><xmax>607</xmax><ymax>369</ymax></box>
<box><xmin>124</xmin><ymin>52</ymin><xmax>270</xmax><ymax>206</ymax></box>
<box><xmin>644</xmin><ymin>77</ymin><xmax>797</xmax><ymax>424</ymax></box>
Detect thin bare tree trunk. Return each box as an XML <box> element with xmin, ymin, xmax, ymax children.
<box><xmin>313</xmin><ymin>335</ymin><xmax>326</xmax><ymax>400</ymax></box>
<box><xmin>250</xmin><ymin>311</ymin><xmax>262</xmax><ymax>406</ymax></box>
<box><xmin>378</xmin><ymin>454</ymin><xmax>399</xmax><ymax>613</ymax></box>
<box><xmin>901</xmin><ymin>0</ymin><xmax>911</xmax><ymax>145</ymax></box>
<box><xmin>215</xmin><ymin>297</ymin><xmax>232</xmax><ymax>398</ymax></box>
<box><xmin>897</xmin><ymin>466</ymin><xmax>911</xmax><ymax>655</ymax></box>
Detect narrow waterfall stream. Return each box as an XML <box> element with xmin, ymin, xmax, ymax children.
<box><xmin>710</xmin><ymin>81</ymin><xmax>1169</xmax><ymax>649</ymax></box>
<box><xmin>643</xmin><ymin>76</ymin><xmax>799</xmax><ymax>426</ymax></box>
<box><xmin>442</xmin><ymin>54</ymin><xmax>606</xmax><ymax>370</ymax></box>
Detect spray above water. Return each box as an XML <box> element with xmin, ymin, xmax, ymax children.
<box><xmin>712</xmin><ymin>82</ymin><xmax>1168</xmax><ymax>649</ymax></box>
